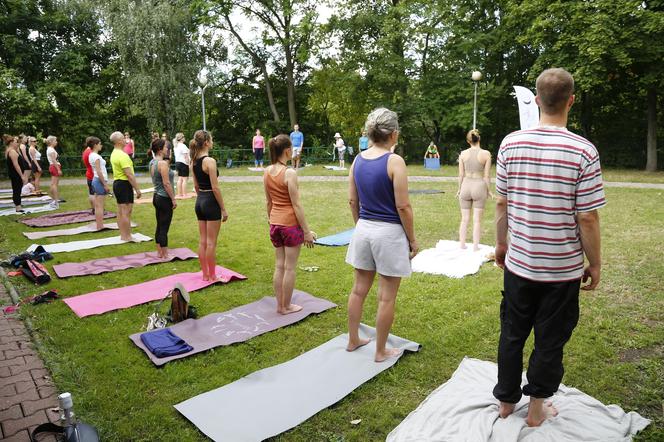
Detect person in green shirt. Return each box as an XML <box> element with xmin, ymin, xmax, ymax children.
<box><xmin>110</xmin><ymin>131</ymin><xmax>141</xmax><ymax>241</ymax></box>
<box><xmin>424</xmin><ymin>141</ymin><xmax>440</xmax><ymax>159</ymax></box>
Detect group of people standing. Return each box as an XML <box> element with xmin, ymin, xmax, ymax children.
<box><xmin>261</xmin><ymin>67</ymin><xmax>605</xmax><ymax>430</ymax></box>
<box><xmin>3</xmin><ymin>134</ymin><xmax>63</xmax><ymax>212</ymax></box>
<box><xmin>5</xmin><ymin>66</ymin><xmax>604</xmax><ymax>430</ymax></box>
<box><xmin>252</xmin><ymin>124</ymin><xmax>304</xmax><ymax>169</ymax></box>
<box><xmin>80</xmin><ymin>130</ymin><xmax>225</xmax><ymax>272</ymax></box>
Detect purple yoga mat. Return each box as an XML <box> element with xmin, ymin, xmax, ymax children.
<box><xmin>130</xmin><ymin>290</ymin><xmax>336</xmax><ymax>365</ymax></box>
<box><xmin>53</xmin><ymin>248</ymin><xmax>199</xmax><ymax>278</ymax></box>
<box><xmin>21</xmin><ymin>210</ymin><xmax>116</xmax><ymax>227</ymax></box>
<box><xmin>64</xmin><ymin>266</ymin><xmax>247</xmax><ymax>317</ymax></box>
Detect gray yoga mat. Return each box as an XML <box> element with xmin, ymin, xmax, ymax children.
<box><xmin>387</xmin><ymin>357</ymin><xmax>650</xmax><ymax>441</ymax></box>
<box><xmin>175</xmin><ymin>324</ymin><xmax>420</xmax><ymax>441</ymax></box>
<box><xmin>130</xmin><ymin>290</ymin><xmax>336</xmax><ymax>366</ymax></box>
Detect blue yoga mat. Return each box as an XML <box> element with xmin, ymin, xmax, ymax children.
<box><xmin>314</xmin><ymin>228</ymin><xmax>354</xmax><ymax>246</ymax></box>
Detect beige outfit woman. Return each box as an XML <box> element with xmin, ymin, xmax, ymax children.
<box><xmin>459</xmin><ymin>148</ymin><xmax>489</xmax><ymax>209</ymax></box>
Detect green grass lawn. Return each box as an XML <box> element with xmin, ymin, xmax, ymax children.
<box><xmin>202</xmin><ymin>163</ymin><xmax>664</xmax><ymax>183</ymax></box>
<box><xmin>1</xmin><ymin>180</ymin><xmax>662</xmax><ymax>441</ymax></box>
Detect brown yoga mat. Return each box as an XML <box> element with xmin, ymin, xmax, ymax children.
<box><xmin>53</xmin><ymin>248</ymin><xmax>198</xmax><ymax>278</ymax></box>
<box><xmin>20</xmin><ymin>210</ymin><xmax>116</xmax><ymax>227</ymax></box>
<box><xmin>130</xmin><ymin>290</ymin><xmax>336</xmax><ymax>366</ymax></box>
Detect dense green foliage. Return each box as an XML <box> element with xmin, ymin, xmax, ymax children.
<box><xmin>1</xmin><ymin>0</ymin><xmax>662</xmax><ymax>167</ymax></box>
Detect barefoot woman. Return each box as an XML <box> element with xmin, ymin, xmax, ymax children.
<box><xmin>263</xmin><ymin>135</ymin><xmax>315</xmax><ymax>314</ymax></box>
<box><xmin>190</xmin><ymin>130</ymin><xmax>228</xmax><ymax>281</ymax></box>
<box><xmin>345</xmin><ymin>108</ymin><xmax>419</xmax><ymax>362</ymax></box>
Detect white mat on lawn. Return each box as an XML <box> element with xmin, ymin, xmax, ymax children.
<box><xmin>323</xmin><ymin>165</ymin><xmax>347</xmax><ymax>170</ymax></box>
<box><xmin>27</xmin><ymin>233</ymin><xmax>151</xmax><ymax>253</ymax></box>
<box><xmin>0</xmin><ymin>204</ymin><xmax>56</xmax><ymax>217</ymax></box>
<box><xmin>23</xmin><ymin>222</ymin><xmax>137</xmax><ymax>240</ymax></box>
<box><xmin>247</xmin><ymin>167</ymin><xmax>264</xmax><ymax>172</ymax></box>
<box><xmin>411</xmin><ymin>240</ymin><xmax>494</xmax><ymax>278</ymax></box>
<box><xmin>387</xmin><ymin>357</ymin><xmax>650</xmax><ymax>442</ymax></box>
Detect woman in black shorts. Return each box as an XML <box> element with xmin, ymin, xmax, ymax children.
<box><xmin>17</xmin><ymin>134</ymin><xmax>31</xmax><ymax>183</ymax></box>
<box><xmin>190</xmin><ymin>130</ymin><xmax>228</xmax><ymax>282</ymax></box>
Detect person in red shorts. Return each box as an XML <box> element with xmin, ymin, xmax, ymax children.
<box><xmin>82</xmin><ymin>141</ymin><xmax>95</xmax><ymax>212</ymax></box>
<box><xmin>263</xmin><ymin>134</ymin><xmax>315</xmax><ymax>315</ymax></box>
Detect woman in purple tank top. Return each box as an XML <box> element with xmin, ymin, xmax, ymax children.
<box><xmin>345</xmin><ymin>108</ymin><xmax>419</xmax><ymax>362</ymax></box>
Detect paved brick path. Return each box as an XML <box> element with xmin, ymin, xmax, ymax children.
<box><xmin>0</xmin><ymin>282</ymin><xmax>58</xmax><ymax>441</ymax></box>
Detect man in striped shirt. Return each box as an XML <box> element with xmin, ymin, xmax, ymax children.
<box><xmin>493</xmin><ymin>68</ymin><xmax>605</xmax><ymax>427</ymax></box>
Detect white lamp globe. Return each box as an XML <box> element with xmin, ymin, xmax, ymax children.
<box><xmin>198</xmin><ymin>69</ymin><xmax>209</xmax><ymax>87</ymax></box>
<box><xmin>471</xmin><ymin>71</ymin><xmax>483</xmax><ymax>81</ymax></box>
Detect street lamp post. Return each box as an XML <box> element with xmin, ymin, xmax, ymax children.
<box><xmin>198</xmin><ymin>70</ymin><xmax>209</xmax><ymax>131</ymax></box>
<box><xmin>471</xmin><ymin>71</ymin><xmax>482</xmax><ymax>129</ymax></box>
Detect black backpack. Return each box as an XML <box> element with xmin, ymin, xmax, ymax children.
<box><xmin>21</xmin><ymin>259</ymin><xmax>51</xmax><ymax>285</ymax></box>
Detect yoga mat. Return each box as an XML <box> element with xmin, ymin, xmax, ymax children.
<box><xmin>23</xmin><ymin>222</ymin><xmax>137</xmax><ymax>240</ymax></box>
<box><xmin>0</xmin><ymin>204</ymin><xmax>56</xmax><ymax>217</ymax></box>
<box><xmin>0</xmin><ymin>196</ymin><xmax>52</xmax><ymax>207</ymax></box>
<box><xmin>64</xmin><ymin>265</ymin><xmax>247</xmax><ymax>317</ymax></box>
<box><xmin>26</xmin><ymin>233</ymin><xmax>152</xmax><ymax>254</ymax></box>
<box><xmin>175</xmin><ymin>324</ymin><xmax>420</xmax><ymax>441</ymax></box>
<box><xmin>247</xmin><ymin>167</ymin><xmax>264</xmax><ymax>172</ymax></box>
<box><xmin>323</xmin><ymin>165</ymin><xmax>347</xmax><ymax>171</ymax></box>
<box><xmin>411</xmin><ymin>240</ymin><xmax>495</xmax><ymax>278</ymax></box>
<box><xmin>20</xmin><ymin>210</ymin><xmax>116</xmax><ymax>227</ymax></box>
<box><xmin>387</xmin><ymin>357</ymin><xmax>650</xmax><ymax>441</ymax></box>
<box><xmin>408</xmin><ymin>189</ymin><xmax>444</xmax><ymax>194</ymax></box>
<box><xmin>314</xmin><ymin>228</ymin><xmax>354</xmax><ymax>246</ymax></box>
<box><xmin>130</xmin><ymin>290</ymin><xmax>336</xmax><ymax>365</ymax></box>
<box><xmin>53</xmin><ymin>247</ymin><xmax>198</xmax><ymax>278</ymax></box>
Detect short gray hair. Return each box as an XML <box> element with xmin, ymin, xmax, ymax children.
<box><xmin>364</xmin><ymin>108</ymin><xmax>399</xmax><ymax>143</ymax></box>
<box><xmin>109</xmin><ymin>131</ymin><xmax>124</xmax><ymax>144</ymax></box>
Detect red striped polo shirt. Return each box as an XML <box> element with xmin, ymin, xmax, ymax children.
<box><xmin>496</xmin><ymin>126</ymin><xmax>606</xmax><ymax>282</ymax></box>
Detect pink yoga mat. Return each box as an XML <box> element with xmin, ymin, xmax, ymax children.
<box><xmin>53</xmin><ymin>248</ymin><xmax>198</xmax><ymax>278</ymax></box>
<box><xmin>64</xmin><ymin>266</ymin><xmax>247</xmax><ymax>317</ymax></box>
<box><xmin>21</xmin><ymin>210</ymin><xmax>116</xmax><ymax>227</ymax></box>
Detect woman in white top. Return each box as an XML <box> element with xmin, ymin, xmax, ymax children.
<box><xmin>173</xmin><ymin>132</ymin><xmax>190</xmax><ymax>197</ymax></box>
<box><xmin>45</xmin><ymin>136</ymin><xmax>61</xmax><ymax>208</ymax></box>
<box><xmin>334</xmin><ymin>132</ymin><xmax>346</xmax><ymax>168</ymax></box>
<box><xmin>28</xmin><ymin>137</ymin><xmax>42</xmax><ymax>193</ymax></box>
<box><xmin>86</xmin><ymin>136</ymin><xmax>109</xmax><ymax>230</ymax></box>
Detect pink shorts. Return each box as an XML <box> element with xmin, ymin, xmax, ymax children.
<box><xmin>48</xmin><ymin>165</ymin><xmax>61</xmax><ymax>177</ymax></box>
<box><xmin>270</xmin><ymin>224</ymin><xmax>304</xmax><ymax>248</ymax></box>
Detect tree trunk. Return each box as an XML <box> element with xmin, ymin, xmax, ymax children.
<box><xmin>284</xmin><ymin>51</ymin><xmax>297</xmax><ymax>127</ymax></box>
<box><xmin>646</xmin><ymin>87</ymin><xmax>657</xmax><ymax>171</ymax></box>
<box><xmin>260</xmin><ymin>63</ymin><xmax>280</xmax><ymax>122</ymax></box>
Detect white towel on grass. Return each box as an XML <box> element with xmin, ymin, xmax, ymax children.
<box><xmin>27</xmin><ymin>233</ymin><xmax>151</xmax><ymax>253</ymax></box>
<box><xmin>411</xmin><ymin>240</ymin><xmax>494</xmax><ymax>278</ymax></box>
<box><xmin>388</xmin><ymin>357</ymin><xmax>650</xmax><ymax>442</ymax></box>
<box><xmin>0</xmin><ymin>204</ymin><xmax>56</xmax><ymax>217</ymax></box>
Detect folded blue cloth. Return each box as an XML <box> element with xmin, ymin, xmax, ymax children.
<box><xmin>140</xmin><ymin>328</ymin><xmax>193</xmax><ymax>358</ymax></box>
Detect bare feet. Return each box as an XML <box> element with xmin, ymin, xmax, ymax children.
<box><xmin>120</xmin><ymin>236</ymin><xmax>132</xmax><ymax>242</ymax></box>
<box><xmin>526</xmin><ymin>399</ymin><xmax>558</xmax><ymax>427</ymax></box>
<box><xmin>473</xmin><ymin>246</ymin><xmax>480</xmax><ymax>252</ymax></box>
<box><xmin>277</xmin><ymin>304</ymin><xmax>303</xmax><ymax>315</ymax></box>
<box><xmin>346</xmin><ymin>338</ymin><xmax>371</xmax><ymax>352</ymax></box>
<box><xmin>498</xmin><ymin>401</ymin><xmax>515</xmax><ymax>418</ymax></box>
<box><xmin>375</xmin><ymin>347</ymin><xmax>403</xmax><ymax>362</ymax></box>
<box><xmin>201</xmin><ymin>274</ymin><xmax>210</xmax><ymax>282</ymax></box>
<box><xmin>459</xmin><ymin>243</ymin><xmax>467</xmax><ymax>250</ymax></box>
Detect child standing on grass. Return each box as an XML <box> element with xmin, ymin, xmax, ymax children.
<box><xmin>263</xmin><ymin>134</ymin><xmax>315</xmax><ymax>314</ymax></box>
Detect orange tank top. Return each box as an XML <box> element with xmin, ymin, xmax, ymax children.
<box><xmin>264</xmin><ymin>166</ymin><xmax>298</xmax><ymax>226</ymax></box>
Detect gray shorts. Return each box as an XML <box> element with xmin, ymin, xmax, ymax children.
<box><xmin>345</xmin><ymin>219</ymin><xmax>411</xmax><ymax>277</ymax></box>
